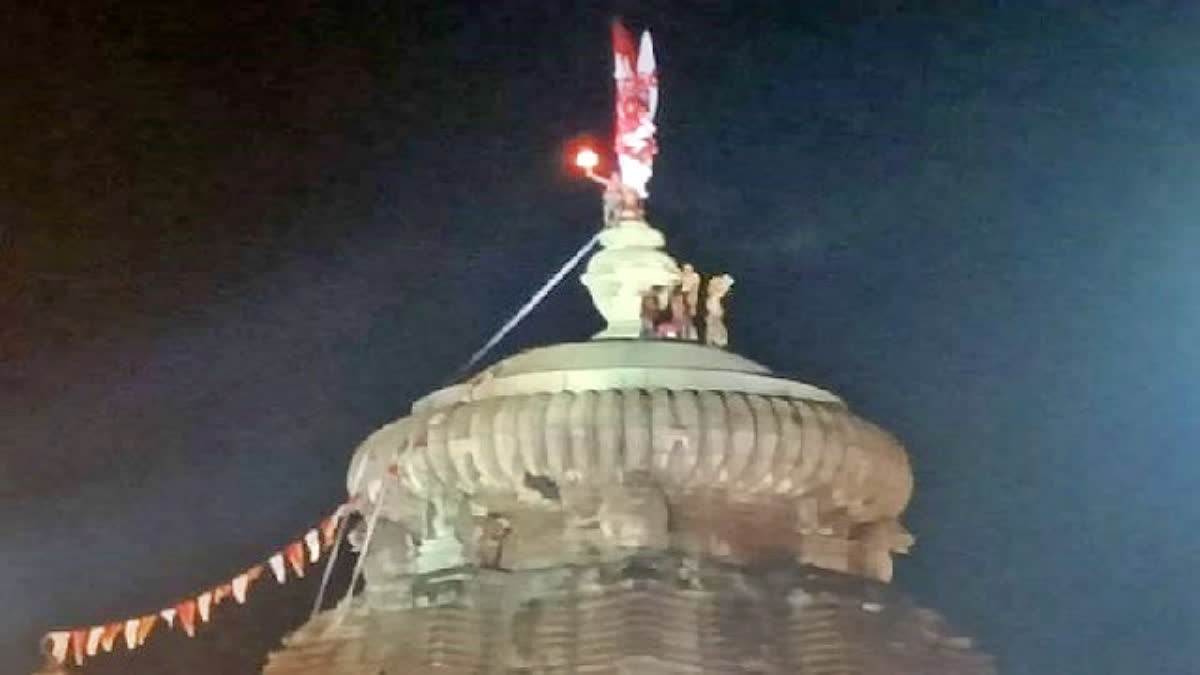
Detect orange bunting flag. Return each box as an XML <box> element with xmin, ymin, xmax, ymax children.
<box><xmin>286</xmin><ymin>541</ymin><xmax>307</xmax><ymax>578</ymax></box>
<box><xmin>70</xmin><ymin>629</ymin><xmax>88</xmax><ymax>666</ymax></box>
<box><xmin>176</xmin><ymin>599</ymin><xmax>197</xmax><ymax>637</ymax></box>
<box><xmin>197</xmin><ymin>590</ymin><xmax>213</xmax><ymax>623</ymax></box>
<box><xmin>232</xmin><ymin>571</ymin><xmax>254</xmax><ymax>603</ymax></box>
<box><xmin>136</xmin><ymin>615</ymin><xmax>157</xmax><ymax>646</ymax></box>
<box><xmin>85</xmin><ymin>625</ymin><xmax>104</xmax><ymax>657</ymax></box>
<box><xmin>123</xmin><ymin>618</ymin><xmax>140</xmax><ymax>650</ymax></box>
<box><xmin>99</xmin><ymin>623</ymin><xmax>122</xmax><ymax>652</ymax></box>
<box><xmin>160</xmin><ymin>607</ymin><xmax>177</xmax><ymax>628</ymax></box>
<box><xmin>247</xmin><ymin>564</ymin><xmax>265</xmax><ymax>582</ymax></box>
<box><xmin>320</xmin><ymin>514</ymin><xmax>341</xmax><ymax>548</ymax></box>
<box><xmin>43</xmin><ymin>631</ymin><xmax>70</xmax><ymax>665</ymax></box>
<box><xmin>269</xmin><ymin>553</ymin><xmax>286</xmax><ymax>583</ymax></box>
<box><xmin>304</xmin><ymin>529</ymin><xmax>321</xmax><ymax>563</ymax></box>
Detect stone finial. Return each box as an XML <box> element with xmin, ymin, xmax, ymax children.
<box><xmin>581</xmin><ymin>218</ymin><xmax>680</xmax><ymax>339</ymax></box>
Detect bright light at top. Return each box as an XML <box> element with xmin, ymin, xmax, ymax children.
<box><xmin>574</xmin><ymin>147</ymin><xmax>599</xmax><ymax>171</ymax></box>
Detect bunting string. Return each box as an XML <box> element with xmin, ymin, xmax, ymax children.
<box><xmin>39</xmin><ymin>504</ymin><xmax>353</xmax><ymax>668</ymax></box>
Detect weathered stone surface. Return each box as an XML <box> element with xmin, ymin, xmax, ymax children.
<box><xmin>264</xmin><ymin>554</ymin><xmax>993</xmax><ymax>675</ymax></box>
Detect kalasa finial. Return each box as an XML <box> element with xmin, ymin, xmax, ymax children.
<box><xmin>576</xmin><ymin>22</ymin><xmax>732</xmax><ymax>346</ymax></box>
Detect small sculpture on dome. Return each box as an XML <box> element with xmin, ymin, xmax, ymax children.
<box><xmin>679</xmin><ymin>262</ymin><xmax>701</xmax><ymax>321</ymax></box>
<box><xmin>704</xmin><ymin>274</ymin><xmax>734</xmax><ymax>348</ymax></box>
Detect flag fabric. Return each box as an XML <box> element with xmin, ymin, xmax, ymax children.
<box><xmin>611</xmin><ymin>19</ymin><xmax>658</xmax><ymax>199</ymax></box>
<box><xmin>269</xmin><ymin>553</ymin><xmax>287</xmax><ymax>583</ymax></box>
<box><xmin>136</xmin><ymin>615</ymin><xmax>157</xmax><ymax>645</ymax></box>
<box><xmin>286</xmin><ymin>541</ymin><xmax>307</xmax><ymax>578</ymax></box>
<box><xmin>38</xmin><ymin>504</ymin><xmax>348</xmax><ymax>662</ymax></box>
<box><xmin>123</xmin><ymin>618</ymin><xmax>140</xmax><ymax>650</ymax></box>
<box><xmin>99</xmin><ymin>623</ymin><xmax>122</xmax><ymax>652</ymax></box>
<box><xmin>214</xmin><ymin>582</ymin><xmax>233</xmax><ymax>605</ymax></box>
<box><xmin>177</xmin><ymin>599</ymin><xmax>197</xmax><ymax>637</ymax></box>
<box><xmin>85</xmin><ymin>626</ymin><xmax>104</xmax><ymax>657</ymax></box>
<box><xmin>232</xmin><ymin>571</ymin><xmax>252</xmax><ymax>604</ymax></box>
<box><xmin>304</xmin><ymin>529</ymin><xmax>321</xmax><ymax>563</ymax></box>
<box><xmin>43</xmin><ymin>631</ymin><xmax>70</xmax><ymax>665</ymax></box>
<box><xmin>197</xmin><ymin>590</ymin><xmax>214</xmax><ymax>622</ymax></box>
<box><xmin>70</xmin><ymin>629</ymin><xmax>88</xmax><ymax>666</ymax></box>
<box><xmin>320</xmin><ymin>514</ymin><xmax>341</xmax><ymax>548</ymax></box>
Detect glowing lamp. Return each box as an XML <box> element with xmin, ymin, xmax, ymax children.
<box><xmin>575</xmin><ymin>147</ymin><xmax>599</xmax><ymax>171</ymax></box>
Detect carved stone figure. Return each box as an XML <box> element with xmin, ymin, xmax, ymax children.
<box><xmin>704</xmin><ymin>274</ymin><xmax>734</xmax><ymax>348</ymax></box>
<box><xmin>655</xmin><ymin>290</ymin><xmax>689</xmax><ymax>339</ymax></box>
<box><xmin>679</xmin><ymin>263</ymin><xmax>701</xmax><ymax>320</ymax></box>
<box><xmin>640</xmin><ymin>289</ymin><xmax>661</xmax><ymax>338</ymax></box>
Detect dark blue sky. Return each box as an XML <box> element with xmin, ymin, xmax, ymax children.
<box><xmin>4</xmin><ymin>2</ymin><xmax>1199</xmax><ymax>673</ymax></box>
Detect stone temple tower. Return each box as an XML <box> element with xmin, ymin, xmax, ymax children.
<box><xmin>261</xmin><ymin>213</ymin><xmax>995</xmax><ymax>674</ymax></box>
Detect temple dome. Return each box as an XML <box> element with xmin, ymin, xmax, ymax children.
<box><xmin>348</xmin><ymin>335</ymin><xmax>914</xmax><ymax>579</ymax></box>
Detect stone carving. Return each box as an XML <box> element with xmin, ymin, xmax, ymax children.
<box><xmin>474</xmin><ymin>513</ymin><xmax>512</xmax><ymax>569</ymax></box>
<box><xmin>704</xmin><ymin>273</ymin><xmax>734</xmax><ymax>348</ymax></box>
<box><xmin>679</xmin><ymin>262</ymin><xmax>701</xmax><ymax>319</ymax></box>
<box><xmin>356</xmin><ymin>520</ymin><xmax>415</xmax><ymax>587</ymax></box>
<box><xmin>852</xmin><ymin>519</ymin><xmax>914</xmax><ymax>582</ymax></box>
<box><xmin>597</xmin><ymin>475</ymin><xmax>669</xmax><ymax>549</ymax></box>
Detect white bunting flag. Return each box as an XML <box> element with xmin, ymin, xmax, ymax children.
<box><xmin>43</xmin><ymin>631</ymin><xmax>70</xmax><ymax>665</ymax></box>
<box><xmin>123</xmin><ymin>618</ymin><xmax>140</xmax><ymax>650</ymax></box>
<box><xmin>304</xmin><ymin>529</ymin><xmax>321</xmax><ymax>563</ymax></box>
<box><xmin>269</xmin><ymin>552</ymin><xmax>287</xmax><ymax>583</ymax></box>
<box><xmin>232</xmin><ymin>572</ymin><xmax>251</xmax><ymax>604</ymax></box>
<box><xmin>197</xmin><ymin>590</ymin><xmax>213</xmax><ymax>623</ymax></box>
<box><xmin>85</xmin><ymin>626</ymin><xmax>104</xmax><ymax>657</ymax></box>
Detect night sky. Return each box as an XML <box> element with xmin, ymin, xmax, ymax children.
<box><xmin>4</xmin><ymin>2</ymin><xmax>1199</xmax><ymax>673</ymax></box>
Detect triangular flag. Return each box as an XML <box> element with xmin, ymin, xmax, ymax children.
<box><xmin>197</xmin><ymin>590</ymin><xmax>213</xmax><ymax>623</ymax></box>
<box><xmin>304</xmin><ymin>529</ymin><xmax>321</xmax><ymax>563</ymax></box>
<box><xmin>136</xmin><ymin>615</ymin><xmax>157</xmax><ymax>646</ymax></box>
<box><xmin>232</xmin><ymin>572</ymin><xmax>251</xmax><ymax>604</ymax></box>
<box><xmin>70</xmin><ymin>629</ymin><xmax>88</xmax><ymax>666</ymax></box>
<box><xmin>247</xmin><ymin>564</ymin><xmax>264</xmax><ymax>582</ymax></box>
<box><xmin>320</xmin><ymin>514</ymin><xmax>341</xmax><ymax>548</ymax></box>
<box><xmin>42</xmin><ymin>631</ymin><xmax>70</xmax><ymax>665</ymax></box>
<box><xmin>85</xmin><ymin>625</ymin><xmax>104</xmax><ymax>656</ymax></box>
<box><xmin>285</xmin><ymin>541</ymin><xmax>306</xmax><ymax>578</ymax></box>
<box><xmin>214</xmin><ymin>583</ymin><xmax>232</xmax><ymax>606</ymax></box>
<box><xmin>123</xmin><ymin>618</ymin><xmax>140</xmax><ymax>650</ymax></box>
<box><xmin>268</xmin><ymin>553</ymin><xmax>286</xmax><ymax>583</ymax></box>
<box><xmin>176</xmin><ymin>599</ymin><xmax>197</xmax><ymax>637</ymax></box>
<box><xmin>160</xmin><ymin>607</ymin><xmax>177</xmax><ymax>628</ymax></box>
<box><xmin>99</xmin><ymin>623</ymin><xmax>122</xmax><ymax>652</ymax></box>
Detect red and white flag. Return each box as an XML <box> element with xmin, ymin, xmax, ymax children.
<box><xmin>123</xmin><ymin>618</ymin><xmax>140</xmax><ymax>650</ymax></box>
<box><xmin>232</xmin><ymin>571</ymin><xmax>252</xmax><ymax>603</ymax></box>
<box><xmin>197</xmin><ymin>590</ymin><xmax>214</xmax><ymax>623</ymax></box>
<box><xmin>269</xmin><ymin>552</ymin><xmax>287</xmax><ymax>583</ymax></box>
<box><xmin>42</xmin><ymin>631</ymin><xmax>70</xmax><ymax>665</ymax></box>
<box><xmin>286</xmin><ymin>541</ymin><xmax>307</xmax><ymax>578</ymax></box>
<box><xmin>176</xmin><ymin>599</ymin><xmax>197</xmax><ymax>637</ymax></box>
<box><xmin>136</xmin><ymin>615</ymin><xmax>157</xmax><ymax>646</ymax></box>
<box><xmin>304</xmin><ymin>529</ymin><xmax>322</xmax><ymax>563</ymax></box>
<box><xmin>99</xmin><ymin>623</ymin><xmax>122</xmax><ymax>652</ymax></box>
<box><xmin>85</xmin><ymin>626</ymin><xmax>104</xmax><ymax>657</ymax></box>
<box><xmin>70</xmin><ymin>629</ymin><xmax>88</xmax><ymax>666</ymax></box>
<box><xmin>320</xmin><ymin>513</ymin><xmax>341</xmax><ymax>548</ymax></box>
<box><xmin>612</xmin><ymin>19</ymin><xmax>658</xmax><ymax>199</ymax></box>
